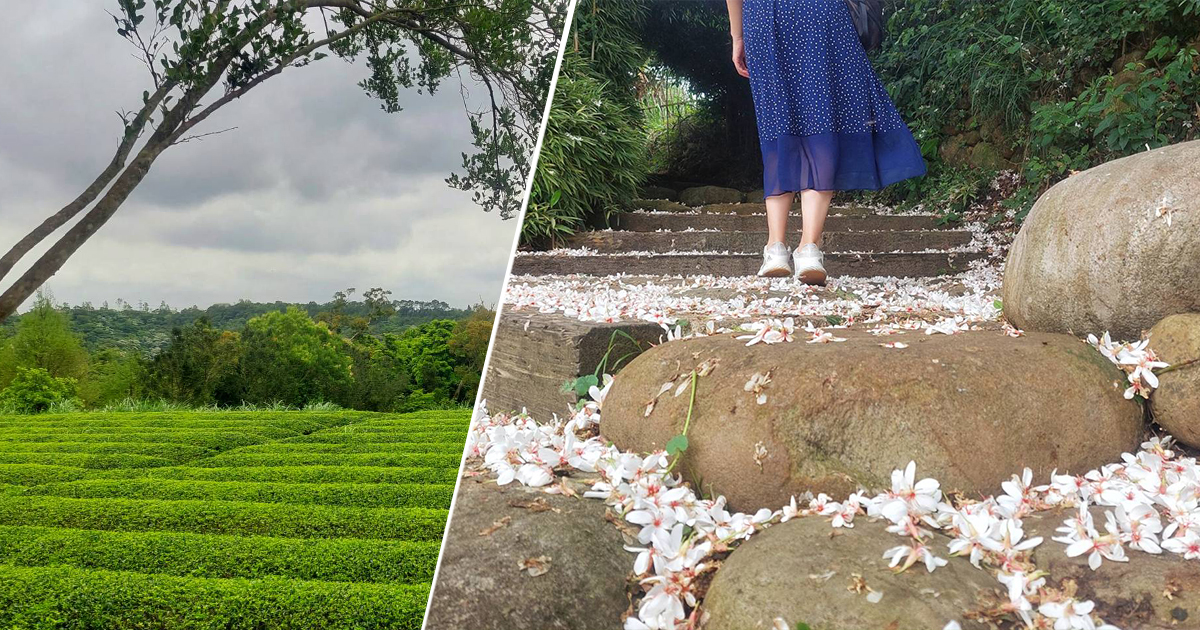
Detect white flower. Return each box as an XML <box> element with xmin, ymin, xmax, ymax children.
<box><xmin>737</xmin><ymin>318</ymin><xmax>795</xmax><ymax>346</ymax></box>
<box><xmin>744</xmin><ymin>371</ymin><xmax>772</xmax><ymax>405</ymax></box>
<box><xmin>780</xmin><ymin>495</ymin><xmax>800</xmax><ymax>522</ymax></box>
<box><xmin>878</xmin><ymin>461</ymin><xmax>941</xmax><ymax>524</ymax></box>
<box><xmin>1039</xmin><ymin>598</ymin><xmax>1097</xmax><ymax>630</ymax></box>
<box><xmin>1162</xmin><ymin>531</ymin><xmax>1200</xmax><ymax>559</ymax></box>
<box><xmin>884</xmin><ymin>543</ymin><xmax>947</xmax><ymax>572</ymax></box>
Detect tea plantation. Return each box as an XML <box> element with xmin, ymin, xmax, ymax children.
<box><xmin>0</xmin><ymin>409</ymin><xmax>469</xmax><ymax>629</ymax></box>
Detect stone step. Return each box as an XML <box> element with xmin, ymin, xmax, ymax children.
<box><xmin>480</xmin><ymin>312</ymin><xmax>663</xmax><ymax>420</ymax></box>
<box><xmin>510</xmin><ymin>251</ymin><xmax>983</xmax><ymax>278</ymax></box>
<box><xmin>566</xmin><ymin>229</ymin><xmax>972</xmax><ymax>254</ymax></box>
<box><xmin>615</xmin><ymin>212</ymin><xmax>944</xmax><ymax>233</ymax></box>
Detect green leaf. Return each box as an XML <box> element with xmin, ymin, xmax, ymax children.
<box><xmin>665</xmin><ymin>434</ymin><xmax>689</xmax><ymax>456</ymax></box>
<box><xmin>573</xmin><ymin>374</ymin><xmax>599</xmax><ymax>397</ymax></box>
<box><xmin>824</xmin><ymin>314</ymin><xmax>844</xmax><ymax>327</ymax></box>
<box><xmin>993</xmin><ymin>299</ymin><xmax>1003</xmax><ymax>311</ymax></box>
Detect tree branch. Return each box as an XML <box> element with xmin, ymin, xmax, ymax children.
<box><xmin>0</xmin><ymin>79</ymin><xmax>176</xmax><ymax>285</ymax></box>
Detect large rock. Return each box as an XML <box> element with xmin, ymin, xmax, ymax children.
<box><xmin>424</xmin><ymin>476</ymin><xmax>632</xmax><ymax>630</ymax></box>
<box><xmin>1003</xmin><ymin>140</ymin><xmax>1200</xmax><ymax>339</ymax></box>
<box><xmin>602</xmin><ymin>330</ymin><xmax>1142</xmax><ymax>511</ymax></box>
<box><xmin>1024</xmin><ymin>508</ymin><xmax>1200</xmax><ymax>629</ymax></box>
<box><xmin>704</xmin><ymin>508</ymin><xmax>1199</xmax><ymax>630</ymax></box>
<box><xmin>679</xmin><ymin>185</ymin><xmax>744</xmax><ymax>206</ymax></box>
<box><xmin>1149</xmin><ymin>313</ymin><xmax>1200</xmax><ymax>447</ymax></box>
<box><xmin>703</xmin><ymin>516</ymin><xmax>999</xmax><ymax>630</ymax></box>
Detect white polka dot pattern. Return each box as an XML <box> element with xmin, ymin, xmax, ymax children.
<box><xmin>742</xmin><ymin>0</ymin><xmax>926</xmax><ymax>195</ymax></box>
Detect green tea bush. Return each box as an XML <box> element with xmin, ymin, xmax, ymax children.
<box><xmin>26</xmin><ymin>479</ymin><xmax>456</xmax><ymax>509</ymax></box>
<box><xmin>0</xmin><ymin>464</ymin><xmax>88</xmax><ymax>487</ymax></box>
<box><xmin>0</xmin><ymin>430</ymin><xmax>271</xmax><ymax>449</ymax></box>
<box><xmin>0</xmin><ymin>565</ymin><xmax>429</xmax><ymax>630</ymax></box>
<box><xmin>0</xmin><ymin>496</ymin><xmax>448</xmax><ymax>541</ymax></box>
<box><xmin>0</xmin><ymin>442</ymin><xmax>213</xmax><ymax>461</ymax></box>
<box><xmin>0</xmin><ymin>525</ymin><xmax>440</xmax><ymax>584</ymax></box>
<box><xmin>236</xmin><ymin>442</ymin><xmax>465</xmax><ymax>455</ymax></box>
<box><xmin>0</xmin><ymin>452</ymin><xmax>174</xmax><ymax>469</ymax></box>
<box><xmin>189</xmin><ymin>452</ymin><xmax>461</xmax><ymax>468</ymax></box>
<box><xmin>90</xmin><ymin>465</ymin><xmax>460</xmax><ymax>485</ymax></box>
<box><xmin>282</xmin><ymin>430</ymin><xmax>469</xmax><ymax>444</ymax></box>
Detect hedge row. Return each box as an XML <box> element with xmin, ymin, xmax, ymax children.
<box><xmin>189</xmin><ymin>452</ymin><xmax>461</xmax><ymax>469</ymax></box>
<box><xmin>0</xmin><ymin>496</ymin><xmax>448</xmax><ymax>540</ymax></box>
<box><xmin>0</xmin><ymin>429</ymin><xmax>283</xmax><ymax>446</ymax></box>
<box><xmin>90</xmin><ymin>464</ymin><xmax>460</xmax><ymax>485</ymax></box>
<box><xmin>0</xmin><ymin>464</ymin><xmax>87</xmax><ymax>486</ymax></box>
<box><xmin>0</xmin><ymin>525</ymin><xmax>439</xmax><ymax>584</ymax></box>
<box><xmin>0</xmin><ymin>565</ymin><xmax>428</xmax><ymax>630</ymax></box>
<box><xmin>237</xmin><ymin>442</ymin><xmax>465</xmax><ymax>455</ymax></box>
<box><xmin>26</xmin><ymin>479</ymin><xmax>455</xmax><ymax>509</ymax></box>
<box><xmin>0</xmin><ymin>412</ymin><xmax>365</xmax><ymax>434</ymax></box>
<box><xmin>0</xmin><ymin>441</ymin><xmax>214</xmax><ymax>460</ymax></box>
<box><xmin>0</xmin><ymin>452</ymin><xmax>174</xmax><ymax>469</ymax></box>
<box><xmin>366</xmin><ymin>409</ymin><xmax>471</xmax><ymax>420</ymax></box>
<box><xmin>281</xmin><ymin>430</ymin><xmax>469</xmax><ymax>444</ymax></box>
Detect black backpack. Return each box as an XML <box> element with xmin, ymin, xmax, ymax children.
<box><xmin>844</xmin><ymin>0</ymin><xmax>885</xmax><ymax>52</ymax></box>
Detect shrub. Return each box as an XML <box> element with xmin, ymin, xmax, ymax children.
<box><xmin>281</xmin><ymin>430</ymin><xmax>469</xmax><ymax>444</ymax></box>
<box><xmin>0</xmin><ymin>452</ymin><xmax>174</xmax><ymax>469</ymax></box>
<box><xmin>0</xmin><ymin>526</ymin><xmax>440</xmax><ymax>584</ymax></box>
<box><xmin>0</xmin><ymin>465</ymin><xmax>88</xmax><ymax>487</ymax></box>
<box><xmin>237</xmin><ymin>442</ymin><xmax>465</xmax><ymax>455</ymax></box>
<box><xmin>89</xmin><ymin>465</ymin><xmax>460</xmax><ymax>485</ymax></box>
<box><xmin>189</xmin><ymin>452</ymin><xmax>461</xmax><ymax>469</ymax></box>
<box><xmin>524</xmin><ymin>52</ymin><xmax>651</xmax><ymax>246</ymax></box>
<box><xmin>0</xmin><ymin>367</ymin><xmax>79</xmax><ymax>414</ymax></box>
<box><xmin>0</xmin><ymin>442</ymin><xmax>214</xmax><ymax>461</ymax></box>
<box><xmin>0</xmin><ymin>496</ymin><xmax>449</xmax><ymax>541</ymax></box>
<box><xmin>27</xmin><ymin>480</ymin><xmax>456</xmax><ymax>510</ymax></box>
<box><xmin>0</xmin><ymin>565</ymin><xmax>429</xmax><ymax>630</ymax></box>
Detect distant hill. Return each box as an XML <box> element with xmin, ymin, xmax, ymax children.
<box><xmin>1</xmin><ymin>298</ymin><xmax>474</xmax><ymax>354</ymax></box>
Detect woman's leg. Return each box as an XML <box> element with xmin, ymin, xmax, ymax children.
<box><xmin>798</xmin><ymin>189</ymin><xmax>834</xmax><ymax>246</ymax></box>
<box><xmin>765</xmin><ymin>192</ymin><xmax>794</xmax><ymax>245</ymax></box>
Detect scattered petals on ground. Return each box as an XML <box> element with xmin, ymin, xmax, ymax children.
<box><xmin>467</xmin><ymin>386</ymin><xmax>1198</xmax><ymax>630</ymax></box>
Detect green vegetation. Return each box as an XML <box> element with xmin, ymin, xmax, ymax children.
<box><xmin>0</xmin><ymin>292</ymin><xmax>493</xmax><ymax>414</ymax></box>
<box><xmin>523</xmin><ymin>0</ymin><xmax>651</xmax><ymax>246</ymax></box>
<box><xmin>0</xmin><ymin>409</ymin><xmax>467</xmax><ymax>629</ymax></box>
<box><xmin>866</xmin><ymin>0</ymin><xmax>1200</xmax><ymax>218</ymax></box>
<box><xmin>532</xmin><ymin>0</ymin><xmax>1200</xmax><ymax>237</ymax></box>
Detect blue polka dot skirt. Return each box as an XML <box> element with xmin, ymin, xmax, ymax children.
<box><xmin>743</xmin><ymin>0</ymin><xmax>926</xmax><ymax>197</ymax></box>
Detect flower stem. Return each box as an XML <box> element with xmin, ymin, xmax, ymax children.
<box><xmin>1156</xmin><ymin>356</ymin><xmax>1199</xmax><ymax>376</ymax></box>
<box><xmin>666</xmin><ymin>369</ymin><xmax>699</xmax><ymax>474</ymax></box>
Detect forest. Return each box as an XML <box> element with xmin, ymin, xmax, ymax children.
<box><xmin>0</xmin><ymin>291</ymin><xmax>492</xmax><ymax>414</ymax></box>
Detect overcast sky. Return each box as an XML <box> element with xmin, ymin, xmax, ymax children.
<box><xmin>0</xmin><ymin>3</ymin><xmax>524</xmax><ymax>312</ymax></box>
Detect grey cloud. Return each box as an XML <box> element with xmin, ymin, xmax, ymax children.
<box><xmin>0</xmin><ymin>1</ymin><xmax>520</xmax><ymax>311</ymax></box>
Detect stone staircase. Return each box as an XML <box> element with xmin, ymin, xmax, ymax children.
<box><xmin>488</xmin><ymin>184</ymin><xmax>990</xmax><ymax>419</ymax></box>
<box><xmin>510</xmin><ymin>186</ymin><xmax>982</xmax><ymax>278</ymax></box>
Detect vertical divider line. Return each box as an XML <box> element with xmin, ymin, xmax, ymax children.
<box><xmin>419</xmin><ymin>0</ymin><xmax>581</xmax><ymax>625</ymax></box>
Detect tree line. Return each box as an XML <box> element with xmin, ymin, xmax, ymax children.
<box><xmin>0</xmin><ymin>291</ymin><xmax>492</xmax><ymax>414</ymax></box>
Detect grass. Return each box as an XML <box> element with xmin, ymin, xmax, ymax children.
<box><xmin>0</xmin><ymin>409</ymin><xmax>469</xmax><ymax>629</ymax></box>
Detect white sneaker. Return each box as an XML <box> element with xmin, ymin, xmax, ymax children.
<box><xmin>793</xmin><ymin>243</ymin><xmax>827</xmax><ymax>286</ymax></box>
<box><xmin>756</xmin><ymin>242</ymin><xmax>793</xmax><ymax>278</ymax></box>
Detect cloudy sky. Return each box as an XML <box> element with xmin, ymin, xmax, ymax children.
<box><xmin>0</xmin><ymin>3</ymin><xmax>526</xmax><ymax>312</ymax></box>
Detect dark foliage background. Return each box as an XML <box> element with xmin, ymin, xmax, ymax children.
<box><xmin>0</xmin><ymin>293</ymin><xmax>491</xmax><ymax>413</ymax></box>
